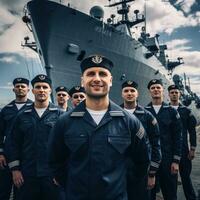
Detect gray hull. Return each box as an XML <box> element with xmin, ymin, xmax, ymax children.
<box><xmin>27</xmin><ymin>0</ymin><xmax>170</xmax><ymax>105</ymax></box>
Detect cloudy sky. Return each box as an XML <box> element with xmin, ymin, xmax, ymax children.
<box><xmin>0</xmin><ymin>0</ymin><xmax>200</xmax><ymax>101</ymax></box>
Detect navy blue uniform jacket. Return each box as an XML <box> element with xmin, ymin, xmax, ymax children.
<box><xmin>48</xmin><ymin>101</ymin><xmax>150</xmax><ymax>200</ymax></box>
<box><xmin>0</xmin><ymin>99</ymin><xmax>32</xmax><ymax>156</ymax></box>
<box><xmin>8</xmin><ymin>103</ymin><xmax>63</xmax><ymax>177</ymax></box>
<box><xmin>145</xmin><ymin>102</ymin><xmax>182</xmax><ymax>163</ymax></box>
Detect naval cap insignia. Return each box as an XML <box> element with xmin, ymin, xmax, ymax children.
<box><xmin>75</xmin><ymin>86</ymin><xmax>80</xmax><ymax>90</ymax></box>
<box><xmin>60</xmin><ymin>86</ymin><xmax>64</xmax><ymax>89</ymax></box>
<box><xmin>17</xmin><ymin>78</ymin><xmax>22</xmax><ymax>81</ymax></box>
<box><xmin>39</xmin><ymin>75</ymin><xmax>45</xmax><ymax>80</ymax></box>
<box><xmin>152</xmin><ymin>79</ymin><xmax>157</xmax><ymax>83</ymax></box>
<box><xmin>127</xmin><ymin>81</ymin><xmax>133</xmax><ymax>85</ymax></box>
<box><xmin>91</xmin><ymin>55</ymin><xmax>103</xmax><ymax>64</ymax></box>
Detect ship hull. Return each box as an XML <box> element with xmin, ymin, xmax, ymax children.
<box><xmin>27</xmin><ymin>0</ymin><xmax>170</xmax><ymax>105</ymax></box>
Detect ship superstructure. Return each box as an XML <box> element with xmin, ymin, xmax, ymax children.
<box><xmin>21</xmin><ymin>0</ymin><xmax>188</xmax><ymax>106</ymax></box>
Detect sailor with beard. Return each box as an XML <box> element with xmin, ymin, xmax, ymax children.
<box><xmin>0</xmin><ymin>77</ymin><xmax>32</xmax><ymax>200</ymax></box>
<box><xmin>48</xmin><ymin>54</ymin><xmax>150</xmax><ymax>200</ymax></box>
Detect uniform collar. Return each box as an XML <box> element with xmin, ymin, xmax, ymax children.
<box><xmin>71</xmin><ymin>100</ymin><xmax>124</xmax><ymax>128</ymax></box>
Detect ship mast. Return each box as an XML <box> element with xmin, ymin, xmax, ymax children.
<box><xmin>106</xmin><ymin>0</ymin><xmax>144</xmax><ymax>34</ymax></box>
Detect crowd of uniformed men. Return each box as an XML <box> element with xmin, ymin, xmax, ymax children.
<box><xmin>0</xmin><ymin>54</ymin><xmax>197</xmax><ymax>200</ymax></box>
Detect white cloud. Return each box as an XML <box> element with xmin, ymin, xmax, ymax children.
<box><xmin>145</xmin><ymin>0</ymin><xmax>199</xmax><ymax>35</ymax></box>
<box><xmin>0</xmin><ymin>55</ymin><xmax>20</xmax><ymax>64</ymax></box>
<box><xmin>175</xmin><ymin>0</ymin><xmax>196</xmax><ymax>14</ymax></box>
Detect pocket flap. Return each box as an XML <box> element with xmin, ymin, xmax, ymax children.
<box><xmin>108</xmin><ymin>136</ymin><xmax>131</xmax><ymax>154</ymax></box>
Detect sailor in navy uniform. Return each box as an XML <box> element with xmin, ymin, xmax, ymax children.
<box><xmin>8</xmin><ymin>75</ymin><xmax>63</xmax><ymax>200</ymax></box>
<box><xmin>120</xmin><ymin>80</ymin><xmax>161</xmax><ymax>200</ymax></box>
<box><xmin>69</xmin><ymin>86</ymin><xmax>86</xmax><ymax>107</ymax></box>
<box><xmin>145</xmin><ymin>79</ymin><xmax>182</xmax><ymax>200</ymax></box>
<box><xmin>48</xmin><ymin>54</ymin><xmax>150</xmax><ymax>200</ymax></box>
<box><xmin>55</xmin><ymin>86</ymin><xmax>70</xmax><ymax>111</ymax></box>
<box><xmin>0</xmin><ymin>77</ymin><xmax>32</xmax><ymax>200</ymax></box>
<box><xmin>168</xmin><ymin>84</ymin><xmax>197</xmax><ymax>200</ymax></box>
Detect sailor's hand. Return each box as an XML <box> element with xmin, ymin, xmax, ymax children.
<box><xmin>188</xmin><ymin>149</ymin><xmax>195</xmax><ymax>160</ymax></box>
<box><xmin>0</xmin><ymin>155</ymin><xmax>7</xmax><ymax>169</ymax></box>
<box><xmin>147</xmin><ymin>175</ymin><xmax>155</xmax><ymax>190</ymax></box>
<box><xmin>171</xmin><ymin>162</ymin><xmax>179</xmax><ymax>174</ymax></box>
<box><xmin>12</xmin><ymin>170</ymin><xmax>24</xmax><ymax>188</ymax></box>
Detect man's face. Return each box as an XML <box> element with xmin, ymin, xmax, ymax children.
<box><xmin>56</xmin><ymin>91</ymin><xmax>69</xmax><ymax>105</ymax></box>
<box><xmin>168</xmin><ymin>89</ymin><xmax>180</xmax><ymax>102</ymax></box>
<box><xmin>149</xmin><ymin>84</ymin><xmax>163</xmax><ymax>99</ymax></box>
<box><xmin>81</xmin><ymin>67</ymin><xmax>112</xmax><ymax>99</ymax></box>
<box><xmin>32</xmin><ymin>82</ymin><xmax>51</xmax><ymax>103</ymax></box>
<box><xmin>71</xmin><ymin>92</ymin><xmax>86</xmax><ymax>107</ymax></box>
<box><xmin>122</xmin><ymin>87</ymin><xmax>138</xmax><ymax>103</ymax></box>
<box><xmin>13</xmin><ymin>83</ymin><xmax>29</xmax><ymax>98</ymax></box>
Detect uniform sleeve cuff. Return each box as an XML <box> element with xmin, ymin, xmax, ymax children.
<box><xmin>149</xmin><ymin>161</ymin><xmax>160</xmax><ymax>171</ymax></box>
<box><xmin>8</xmin><ymin>160</ymin><xmax>20</xmax><ymax>169</ymax></box>
<box><xmin>190</xmin><ymin>146</ymin><xmax>196</xmax><ymax>151</ymax></box>
<box><xmin>173</xmin><ymin>155</ymin><xmax>181</xmax><ymax>163</ymax></box>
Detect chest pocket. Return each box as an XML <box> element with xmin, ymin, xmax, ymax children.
<box><xmin>19</xmin><ymin>120</ymin><xmax>32</xmax><ymax>131</ymax></box>
<box><xmin>65</xmin><ymin>134</ymin><xmax>87</xmax><ymax>152</ymax></box>
<box><xmin>159</xmin><ymin>112</ymin><xmax>172</xmax><ymax>127</ymax></box>
<box><xmin>44</xmin><ymin>117</ymin><xmax>58</xmax><ymax>128</ymax></box>
<box><xmin>108</xmin><ymin>135</ymin><xmax>131</xmax><ymax>154</ymax></box>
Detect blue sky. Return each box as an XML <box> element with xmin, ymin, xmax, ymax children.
<box><xmin>0</xmin><ymin>0</ymin><xmax>200</xmax><ymax>100</ymax></box>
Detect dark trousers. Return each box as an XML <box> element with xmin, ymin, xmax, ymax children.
<box><xmin>16</xmin><ymin>176</ymin><xmax>61</xmax><ymax>200</ymax></box>
<box><xmin>127</xmin><ymin>174</ymin><xmax>150</xmax><ymax>200</ymax></box>
<box><xmin>180</xmin><ymin>155</ymin><xmax>196</xmax><ymax>200</ymax></box>
<box><xmin>151</xmin><ymin>161</ymin><xmax>178</xmax><ymax>200</ymax></box>
<box><xmin>0</xmin><ymin>166</ymin><xmax>15</xmax><ymax>200</ymax></box>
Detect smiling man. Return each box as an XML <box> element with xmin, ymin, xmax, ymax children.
<box><xmin>48</xmin><ymin>54</ymin><xmax>150</xmax><ymax>200</ymax></box>
<box><xmin>8</xmin><ymin>74</ymin><xmax>63</xmax><ymax>200</ymax></box>
<box><xmin>145</xmin><ymin>79</ymin><xmax>182</xmax><ymax>200</ymax></box>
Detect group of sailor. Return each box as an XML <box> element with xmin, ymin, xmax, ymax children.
<box><xmin>0</xmin><ymin>54</ymin><xmax>197</xmax><ymax>200</ymax></box>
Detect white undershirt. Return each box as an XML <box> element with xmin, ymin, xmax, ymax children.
<box><xmin>153</xmin><ymin>105</ymin><xmax>162</xmax><ymax>114</ymax></box>
<box><xmin>86</xmin><ymin>108</ymin><xmax>107</xmax><ymax>125</ymax></box>
<box><xmin>15</xmin><ymin>103</ymin><xmax>25</xmax><ymax>110</ymax></box>
<box><xmin>35</xmin><ymin>107</ymin><xmax>47</xmax><ymax>117</ymax></box>
<box><xmin>171</xmin><ymin>105</ymin><xmax>179</xmax><ymax>110</ymax></box>
<box><xmin>124</xmin><ymin>108</ymin><xmax>135</xmax><ymax>114</ymax></box>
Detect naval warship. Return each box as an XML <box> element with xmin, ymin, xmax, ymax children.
<box><xmin>21</xmin><ymin>0</ymin><xmax>200</xmax><ymax>110</ymax></box>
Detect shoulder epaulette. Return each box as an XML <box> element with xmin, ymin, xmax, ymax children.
<box><xmin>49</xmin><ymin>108</ymin><xmax>58</xmax><ymax>111</ymax></box>
<box><xmin>26</xmin><ymin>103</ymin><xmax>33</xmax><ymax>106</ymax></box>
<box><xmin>163</xmin><ymin>105</ymin><xmax>170</xmax><ymax>108</ymax></box>
<box><xmin>109</xmin><ymin>111</ymin><xmax>125</xmax><ymax>117</ymax></box>
<box><xmin>70</xmin><ymin>112</ymin><xmax>85</xmax><ymax>117</ymax></box>
<box><xmin>24</xmin><ymin>109</ymin><xmax>32</xmax><ymax>113</ymax></box>
<box><xmin>5</xmin><ymin>104</ymin><xmax>13</xmax><ymax>108</ymax></box>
